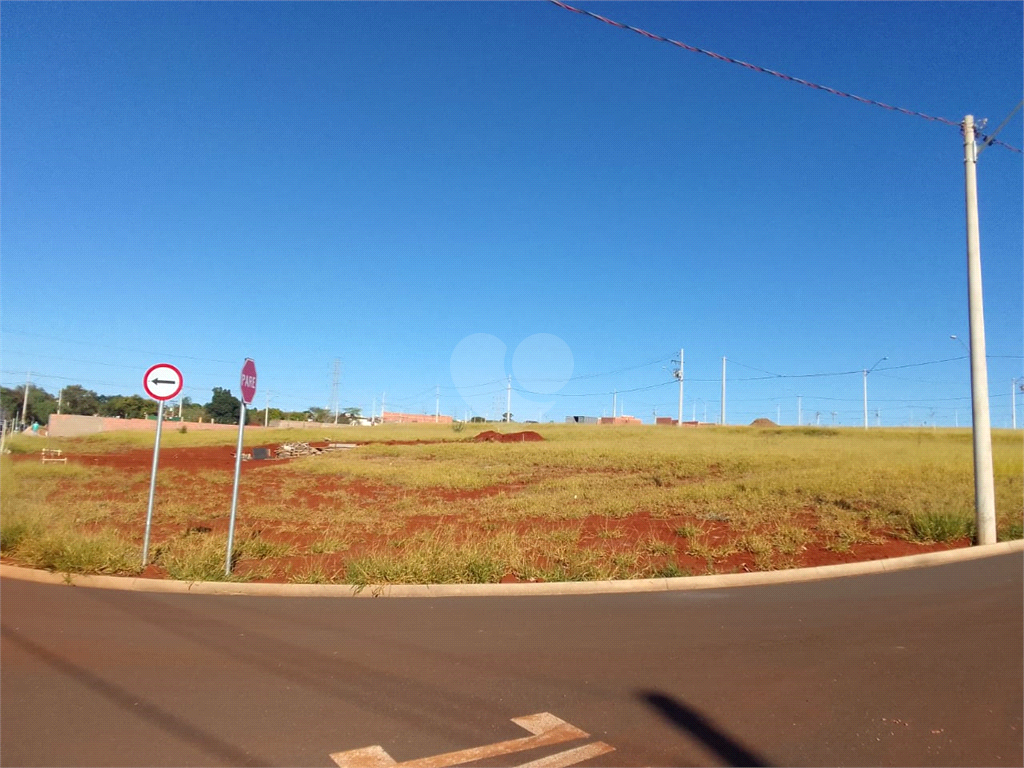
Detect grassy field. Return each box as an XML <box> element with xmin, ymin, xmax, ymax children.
<box><xmin>1</xmin><ymin>423</ymin><xmax>1021</xmax><ymax>584</ymax></box>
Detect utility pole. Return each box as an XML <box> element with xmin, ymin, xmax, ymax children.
<box><xmin>506</xmin><ymin>376</ymin><xmax>511</xmax><ymax>422</ymax></box>
<box><xmin>797</xmin><ymin>396</ymin><xmax>802</xmax><ymax>426</ymax></box>
<box><xmin>962</xmin><ymin>114</ymin><xmax>997</xmax><ymax>545</ymax></box>
<box><xmin>57</xmin><ymin>387</ymin><xmax>63</xmax><ymax>415</ymax></box>
<box><xmin>831</xmin><ymin>411</ymin><xmax>837</xmax><ymax>426</ymax></box>
<box><xmin>1011</xmin><ymin>378</ymin><xmax>1019</xmax><ymax>434</ymax></box>
<box><xmin>863</xmin><ymin>357</ymin><xmax>887</xmax><ymax>429</ymax></box>
<box><xmin>264</xmin><ymin>391</ymin><xmax>270</xmax><ymax>428</ymax></box>
<box><xmin>435</xmin><ymin>386</ymin><xmax>440</xmax><ymax>423</ymax></box>
<box><xmin>331</xmin><ymin>359</ymin><xmax>341</xmax><ymax>424</ymax></box>
<box><xmin>612</xmin><ymin>390</ymin><xmax>617</xmax><ymax>420</ymax></box>
<box><xmin>20</xmin><ymin>372</ymin><xmax>30</xmax><ymax>427</ymax></box>
<box><xmin>721</xmin><ymin>357</ymin><xmax>726</xmax><ymax>425</ymax></box>
<box><xmin>381</xmin><ymin>392</ymin><xmax>385</xmax><ymax>425</ymax></box>
<box><xmin>676</xmin><ymin>348</ymin><xmax>684</xmax><ymax>426</ymax></box>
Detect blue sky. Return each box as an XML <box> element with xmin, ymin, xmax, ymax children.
<box><xmin>2</xmin><ymin>1</ymin><xmax>1022</xmax><ymax>427</ymax></box>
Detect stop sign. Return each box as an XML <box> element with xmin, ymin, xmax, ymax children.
<box><xmin>240</xmin><ymin>358</ymin><xmax>257</xmax><ymax>405</ymax></box>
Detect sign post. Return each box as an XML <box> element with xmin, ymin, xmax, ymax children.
<box><xmin>226</xmin><ymin>358</ymin><xmax>257</xmax><ymax>576</ymax></box>
<box><xmin>142</xmin><ymin>363</ymin><xmax>183</xmax><ymax>567</ymax></box>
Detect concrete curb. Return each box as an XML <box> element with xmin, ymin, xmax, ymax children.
<box><xmin>2</xmin><ymin>540</ymin><xmax>1021</xmax><ymax>597</ymax></box>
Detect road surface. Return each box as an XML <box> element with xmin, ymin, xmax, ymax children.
<box><xmin>2</xmin><ymin>553</ymin><xmax>1021</xmax><ymax>767</ymax></box>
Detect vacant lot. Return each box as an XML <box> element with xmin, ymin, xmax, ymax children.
<box><xmin>1</xmin><ymin>424</ymin><xmax>1021</xmax><ymax>585</ymax></box>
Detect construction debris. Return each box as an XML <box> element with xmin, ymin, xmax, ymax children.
<box><xmin>275</xmin><ymin>442</ymin><xmax>323</xmax><ymax>458</ymax></box>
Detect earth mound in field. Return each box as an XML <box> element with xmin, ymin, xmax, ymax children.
<box><xmin>750</xmin><ymin>418</ymin><xmax>777</xmax><ymax>427</ymax></box>
<box><xmin>472</xmin><ymin>430</ymin><xmax>545</xmax><ymax>443</ymax></box>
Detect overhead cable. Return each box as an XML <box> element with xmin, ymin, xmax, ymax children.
<box><xmin>548</xmin><ymin>0</ymin><xmax>1022</xmax><ymax>153</ymax></box>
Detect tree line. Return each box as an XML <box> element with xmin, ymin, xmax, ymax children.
<box><xmin>0</xmin><ymin>384</ymin><xmax>363</xmax><ymax>427</ymax></box>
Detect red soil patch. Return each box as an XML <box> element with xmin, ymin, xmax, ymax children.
<box><xmin>472</xmin><ymin>430</ymin><xmax>545</xmax><ymax>443</ymax></box>
<box><xmin>8</xmin><ymin>443</ymin><xmax>973</xmax><ymax>584</ymax></box>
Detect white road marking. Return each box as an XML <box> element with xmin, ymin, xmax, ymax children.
<box><xmin>330</xmin><ymin>712</ymin><xmax>614</xmax><ymax>768</ymax></box>
<box><xmin>514</xmin><ymin>741</ymin><xmax>616</xmax><ymax>767</ymax></box>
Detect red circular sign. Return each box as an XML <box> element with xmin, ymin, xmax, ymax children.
<box><xmin>143</xmin><ymin>363</ymin><xmax>184</xmax><ymax>401</ymax></box>
<box><xmin>240</xmin><ymin>358</ymin><xmax>257</xmax><ymax>405</ymax></box>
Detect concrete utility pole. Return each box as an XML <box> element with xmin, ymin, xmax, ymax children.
<box><xmin>962</xmin><ymin>114</ymin><xmax>997</xmax><ymax>545</ymax></box>
<box><xmin>676</xmin><ymin>349</ymin><xmax>684</xmax><ymax>426</ymax></box>
<box><xmin>1012</xmin><ymin>377</ymin><xmax>1022</xmax><ymax>430</ymax></box>
<box><xmin>57</xmin><ymin>387</ymin><xmax>63</xmax><ymax>415</ymax></box>
<box><xmin>264</xmin><ymin>391</ymin><xmax>270</xmax><ymax>428</ymax></box>
<box><xmin>613</xmin><ymin>390</ymin><xmax>617</xmax><ymax>420</ymax></box>
<box><xmin>797</xmin><ymin>396</ymin><xmax>802</xmax><ymax>426</ymax></box>
<box><xmin>331</xmin><ymin>359</ymin><xmax>341</xmax><ymax>424</ymax></box>
<box><xmin>721</xmin><ymin>357</ymin><xmax>726</xmax><ymax>425</ymax></box>
<box><xmin>863</xmin><ymin>357</ymin><xmax>887</xmax><ymax>429</ymax></box>
<box><xmin>20</xmin><ymin>372</ymin><xmax>30</xmax><ymax>426</ymax></box>
<box><xmin>506</xmin><ymin>376</ymin><xmax>511</xmax><ymax>422</ymax></box>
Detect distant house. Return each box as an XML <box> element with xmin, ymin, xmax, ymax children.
<box><xmin>565</xmin><ymin>416</ymin><xmax>599</xmax><ymax>424</ymax></box>
<box><xmin>599</xmin><ymin>416</ymin><xmax>642</xmax><ymax>425</ymax></box>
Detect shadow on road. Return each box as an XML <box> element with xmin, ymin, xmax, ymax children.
<box><xmin>1</xmin><ymin>625</ymin><xmax>271</xmax><ymax>767</ymax></box>
<box><xmin>640</xmin><ymin>690</ymin><xmax>774</xmax><ymax>767</ymax></box>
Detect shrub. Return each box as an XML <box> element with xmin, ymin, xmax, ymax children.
<box><xmin>907</xmin><ymin>510</ymin><xmax>975</xmax><ymax>543</ymax></box>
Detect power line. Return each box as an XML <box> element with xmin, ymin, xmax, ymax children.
<box><xmin>548</xmin><ymin>0</ymin><xmax>1023</xmax><ymax>153</ymax></box>
<box><xmin>1</xmin><ymin>328</ymin><xmax>239</xmax><ymax>365</ymax></box>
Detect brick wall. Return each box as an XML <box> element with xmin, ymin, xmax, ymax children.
<box><xmin>47</xmin><ymin>414</ymin><xmax>259</xmax><ymax>437</ymax></box>
<box><xmin>380</xmin><ymin>411</ymin><xmax>453</xmax><ymax>424</ymax></box>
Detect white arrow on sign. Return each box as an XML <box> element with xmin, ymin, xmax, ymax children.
<box><xmin>330</xmin><ymin>712</ymin><xmax>614</xmax><ymax>768</ymax></box>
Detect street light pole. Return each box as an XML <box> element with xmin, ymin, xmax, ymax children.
<box><xmin>961</xmin><ymin>114</ymin><xmax>997</xmax><ymax>546</ymax></box>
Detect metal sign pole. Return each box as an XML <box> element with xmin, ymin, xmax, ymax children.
<box><xmin>225</xmin><ymin>403</ymin><xmax>246</xmax><ymax>576</ymax></box>
<box><xmin>142</xmin><ymin>399</ymin><xmax>165</xmax><ymax>567</ymax></box>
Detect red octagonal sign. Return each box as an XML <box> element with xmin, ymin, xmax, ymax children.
<box><xmin>240</xmin><ymin>358</ymin><xmax>257</xmax><ymax>405</ymax></box>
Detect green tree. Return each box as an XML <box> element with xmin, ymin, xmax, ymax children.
<box><xmin>307</xmin><ymin>406</ymin><xmax>331</xmax><ymax>423</ymax></box>
<box><xmin>59</xmin><ymin>385</ymin><xmax>101</xmax><ymax>416</ymax></box>
<box><xmin>0</xmin><ymin>385</ymin><xmax>58</xmax><ymax>426</ymax></box>
<box><xmin>100</xmin><ymin>395</ymin><xmax>157</xmax><ymax>420</ymax></box>
<box><xmin>0</xmin><ymin>387</ymin><xmax>22</xmax><ymax>423</ymax></box>
<box><xmin>179</xmin><ymin>397</ymin><xmax>206</xmax><ymax>422</ymax></box>
<box><xmin>206</xmin><ymin>387</ymin><xmax>241</xmax><ymax>424</ymax></box>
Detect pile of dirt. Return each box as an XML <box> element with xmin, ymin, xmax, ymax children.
<box><xmin>750</xmin><ymin>418</ymin><xmax>777</xmax><ymax>427</ymax></box>
<box><xmin>472</xmin><ymin>430</ymin><xmax>545</xmax><ymax>443</ymax></box>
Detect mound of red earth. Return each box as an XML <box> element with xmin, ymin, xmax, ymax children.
<box><xmin>750</xmin><ymin>418</ymin><xmax>777</xmax><ymax>427</ymax></box>
<box><xmin>472</xmin><ymin>430</ymin><xmax>545</xmax><ymax>443</ymax></box>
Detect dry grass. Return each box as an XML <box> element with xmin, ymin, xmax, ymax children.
<box><xmin>3</xmin><ymin>424</ymin><xmax>1022</xmax><ymax>583</ymax></box>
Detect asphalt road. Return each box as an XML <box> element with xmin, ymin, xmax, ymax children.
<box><xmin>2</xmin><ymin>553</ymin><xmax>1021</xmax><ymax>767</ymax></box>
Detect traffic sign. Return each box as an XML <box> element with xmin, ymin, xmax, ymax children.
<box><xmin>240</xmin><ymin>358</ymin><xmax>257</xmax><ymax>405</ymax></box>
<box><xmin>143</xmin><ymin>363</ymin><xmax>183</xmax><ymax>401</ymax></box>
